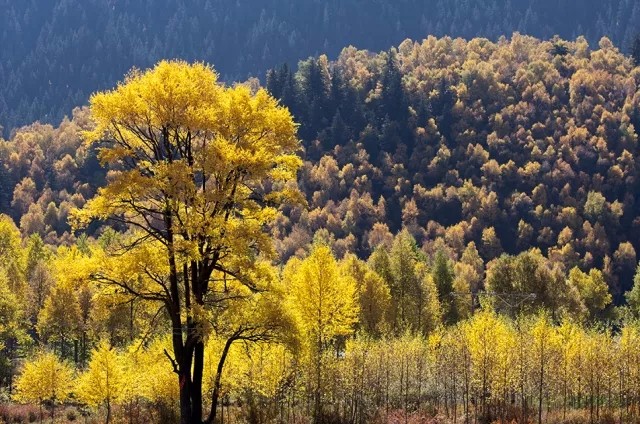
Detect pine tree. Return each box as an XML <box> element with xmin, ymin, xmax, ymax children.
<box><xmin>380</xmin><ymin>48</ymin><xmax>408</xmax><ymax>124</ymax></box>
<box><xmin>625</xmin><ymin>263</ymin><xmax>640</xmax><ymax>316</ymax></box>
<box><xmin>632</xmin><ymin>34</ymin><xmax>640</xmax><ymax>66</ymax></box>
<box><xmin>432</xmin><ymin>249</ymin><xmax>456</xmax><ymax>323</ymax></box>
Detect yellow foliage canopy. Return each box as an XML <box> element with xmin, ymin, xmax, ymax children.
<box><xmin>13</xmin><ymin>351</ymin><xmax>74</xmax><ymax>405</ymax></box>
<box><xmin>285</xmin><ymin>244</ymin><xmax>359</xmax><ymax>352</ymax></box>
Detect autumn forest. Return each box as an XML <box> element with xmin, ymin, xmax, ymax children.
<box><xmin>4</xmin><ymin>4</ymin><xmax>640</xmax><ymax>424</ymax></box>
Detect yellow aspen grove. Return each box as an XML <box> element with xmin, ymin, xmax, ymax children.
<box><xmin>13</xmin><ymin>351</ymin><xmax>74</xmax><ymax>423</ymax></box>
<box><xmin>72</xmin><ymin>60</ymin><xmax>301</xmax><ymax>424</ymax></box>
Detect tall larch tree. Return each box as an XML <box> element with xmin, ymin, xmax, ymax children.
<box><xmin>77</xmin><ymin>341</ymin><xmax>126</xmax><ymax>424</ymax></box>
<box><xmin>0</xmin><ymin>268</ymin><xmax>27</xmax><ymax>390</ymax></box>
<box><xmin>388</xmin><ymin>230</ymin><xmax>422</xmax><ymax>332</ymax></box>
<box><xmin>36</xmin><ymin>280</ymin><xmax>82</xmax><ymax>359</ymax></box>
<box><xmin>529</xmin><ymin>313</ymin><xmax>560</xmax><ymax>424</ymax></box>
<box><xmin>284</xmin><ymin>244</ymin><xmax>359</xmax><ymax>422</ymax></box>
<box><xmin>340</xmin><ymin>253</ymin><xmax>391</xmax><ymax>336</ymax></box>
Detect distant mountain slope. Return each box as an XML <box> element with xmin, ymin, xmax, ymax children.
<box><xmin>265</xmin><ymin>34</ymin><xmax>640</xmax><ymax>301</ymax></box>
<box><xmin>1</xmin><ymin>0</ymin><xmax>640</xmax><ymax>133</ymax></box>
<box><xmin>5</xmin><ymin>34</ymin><xmax>640</xmax><ymax>301</ymax></box>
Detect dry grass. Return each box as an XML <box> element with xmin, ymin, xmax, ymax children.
<box><xmin>0</xmin><ymin>404</ymin><xmax>41</xmax><ymax>424</ymax></box>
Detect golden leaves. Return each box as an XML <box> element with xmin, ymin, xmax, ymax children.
<box><xmin>80</xmin><ymin>61</ymin><xmax>301</xmax><ymax>268</ymax></box>
<box><xmin>87</xmin><ymin>61</ymin><xmax>222</xmax><ymax>145</ymax></box>
<box><xmin>285</xmin><ymin>244</ymin><xmax>360</xmax><ymax>351</ymax></box>
<box><xmin>76</xmin><ymin>340</ymin><xmax>126</xmax><ymax>408</ymax></box>
<box><xmin>13</xmin><ymin>351</ymin><xmax>75</xmax><ymax>405</ymax></box>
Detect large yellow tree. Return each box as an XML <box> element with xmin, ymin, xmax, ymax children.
<box><xmin>73</xmin><ymin>60</ymin><xmax>301</xmax><ymax>424</ymax></box>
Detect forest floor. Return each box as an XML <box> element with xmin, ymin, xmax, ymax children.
<box><xmin>1</xmin><ymin>403</ymin><xmax>635</xmax><ymax>424</ymax></box>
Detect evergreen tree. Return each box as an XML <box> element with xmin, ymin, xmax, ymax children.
<box><xmin>379</xmin><ymin>49</ymin><xmax>409</xmax><ymax>126</ymax></box>
<box><xmin>632</xmin><ymin>34</ymin><xmax>640</xmax><ymax>66</ymax></box>
<box><xmin>388</xmin><ymin>230</ymin><xmax>422</xmax><ymax>333</ymax></box>
<box><xmin>625</xmin><ymin>263</ymin><xmax>640</xmax><ymax>316</ymax></box>
<box><xmin>432</xmin><ymin>249</ymin><xmax>456</xmax><ymax>323</ymax></box>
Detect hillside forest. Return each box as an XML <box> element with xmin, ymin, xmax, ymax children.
<box><xmin>4</xmin><ymin>33</ymin><xmax>640</xmax><ymax>424</ymax></box>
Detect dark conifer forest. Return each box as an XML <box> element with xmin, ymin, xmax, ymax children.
<box><xmin>2</xmin><ymin>0</ymin><xmax>640</xmax><ymax>132</ymax></box>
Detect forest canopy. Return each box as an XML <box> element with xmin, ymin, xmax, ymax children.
<box><xmin>264</xmin><ymin>34</ymin><xmax>640</xmax><ymax>302</ymax></box>
<box><xmin>4</xmin><ymin>34</ymin><xmax>640</xmax><ymax>299</ymax></box>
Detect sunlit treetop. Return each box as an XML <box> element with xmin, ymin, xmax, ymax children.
<box><xmin>74</xmin><ymin>60</ymin><xmax>303</xmax><ymax>277</ymax></box>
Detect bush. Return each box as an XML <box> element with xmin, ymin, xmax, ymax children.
<box><xmin>66</xmin><ymin>408</ymin><xmax>77</xmax><ymax>421</ymax></box>
<box><xmin>0</xmin><ymin>405</ymin><xmax>40</xmax><ymax>424</ymax></box>
<box><xmin>156</xmin><ymin>402</ymin><xmax>179</xmax><ymax>424</ymax></box>
<box><xmin>0</xmin><ymin>404</ymin><xmax>9</xmax><ymax>423</ymax></box>
<box><xmin>546</xmin><ymin>410</ymin><xmax>624</xmax><ymax>424</ymax></box>
<box><xmin>377</xmin><ymin>409</ymin><xmax>438</xmax><ymax>424</ymax></box>
<box><xmin>315</xmin><ymin>410</ymin><xmax>348</xmax><ymax>424</ymax></box>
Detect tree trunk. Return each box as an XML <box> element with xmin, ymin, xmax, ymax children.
<box><xmin>179</xmin><ymin>371</ymin><xmax>193</xmax><ymax>424</ymax></box>
<box><xmin>205</xmin><ymin>336</ymin><xmax>235</xmax><ymax>424</ymax></box>
<box><xmin>538</xmin><ymin>348</ymin><xmax>544</xmax><ymax>424</ymax></box>
<box><xmin>167</xmin><ymin>214</ymin><xmax>196</xmax><ymax>424</ymax></box>
<box><xmin>192</xmin><ymin>340</ymin><xmax>204</xmax><ymax>423</ymax></box>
